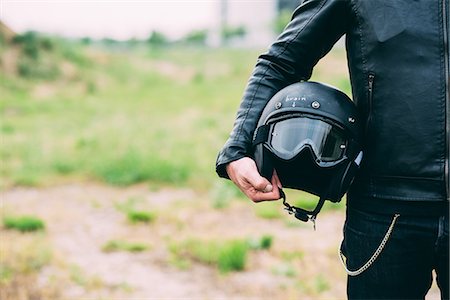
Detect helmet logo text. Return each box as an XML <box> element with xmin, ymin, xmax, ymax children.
<box><xmin>285</xmin><ymin>96</ymin><xmax>307</xmax><ymax>102</ymax></box>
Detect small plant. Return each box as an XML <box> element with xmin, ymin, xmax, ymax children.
<box><xmin>217</xmin><ymin>240</ymin><xmax>248</xmax><ymax>272</ymax></box>
<box><xmin>115</xmin><ymin>198</ymin><xmax>157</xmax><ymax>224</ymax></box>
<box><xmin>3</xmin><ymin>215</ymin><xmax>45</xmax><ymax>232</ymax></box>
<box><xmin>127</xmin><ymin>210</ymin><xmax>156</xmax><ymax>224</ymax></box>
<box><xmin>102</xmin><ymin>240</ymin><xmax>149</xmax><ymax>253</ymax></box>
<box><xmin>260</xmin><ymin>235</ymin><xmax>273</xmax><ymax>250</ymax></box>
<box><xmin>247</xmin><ymin>235</ymin><xmax>273</xmax><ymax>250</ymax></box>
<box><xmin>169</xmin><ymin>238</ymin><xmax>248</xmax><ymax>273</ymax></box>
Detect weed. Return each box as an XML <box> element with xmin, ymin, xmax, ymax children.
<box><xmin>169</xmin><ymin>238</ymin><xmax>248</xmax><ymax>273</ymax></box>
<box><xmin>247</xmin><ymin>235</ymin><xmax>273</xmax><ymax>250</ymax></box>
<box><xmin>3</xmin><ymin>215</ymin><xmax>45</xmax><ymax>232</ymax></box>
<box><xmin>217</xmin><ymin>240</ymin><xmax>248</xmax><ymax>272</ymax></box>
<box><xmin>115</xmin><ymin>197</ymin><xmax>157</xmax><ymax>224</ymax></box>
<box><xmin>102</xmin><ymin>240</ymin><xmax>149</xmax><ymax>253</ymax></box>
<box><xmin>127</xmin><ymin>210</ymin><xmax>156</xmax><ymax>224</ymax></box>
<box><xmin>0</xmin><ymin>232</ymin><xmax>60</xmax><ymax>298</ymax></box>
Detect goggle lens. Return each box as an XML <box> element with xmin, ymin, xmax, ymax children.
<box><xmin>270</xmin><ymin>117</ymin><xmax>347</xmax><ymax>162</ymax></box>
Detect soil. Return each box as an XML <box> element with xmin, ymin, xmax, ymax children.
<box><xmin>1</xmin><ymin>183</ymin><xmax>441</xmax><ymax>299</ymax></box>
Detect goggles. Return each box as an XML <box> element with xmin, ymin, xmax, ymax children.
<box><xmin>264</xmin><ymin>116</ymin><xmax>348</xmax><ymax>166</ymax></box>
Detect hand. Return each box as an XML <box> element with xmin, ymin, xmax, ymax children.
<box><xmin>226</xmin><ymin>157</ymin><xmax>282</xmax><ymax>202</ymax></box>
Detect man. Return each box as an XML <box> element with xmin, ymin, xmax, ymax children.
<box><xmin>215</xmin><ymin>0</ymin><xmax>449</xmax><ymax>299</ymax></box>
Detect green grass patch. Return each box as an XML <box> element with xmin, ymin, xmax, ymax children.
<box><xmin>91</xmin><ymin>150</ymin><xmax>190</xmax><ymax>186</ymax></box>
<box><xmin>169</xmin><ymin>238</ymin><xmax>249</xmax><ymax>273</ymax></box>
<box><xmin>0</xmin><ymin>41</ymin><xmax>350</xmax><ymax>188</ymax></box>
<box><xmin>247</xmin><ymin>235</ymin><xmax>273</xmax><ymax>250</ymax></box>
<box><xmin>3</xmin><ymin>215</ymin><xmax>45</xmax><ymax>232</ymax></box>
<box><xmin>102</xmin><ymin>240</ymin><xmax>149</xmax><ymax>253</ymax></box>
<box><xmin>127</xmin><ymin>210</ymin><xmax>156</xmax><ymax>224</ymax></box>
<box><xmin>217</xmin><ymin>240</ymin><xmax>247</xmax><ymax>272</ymax></box>
<box><xmin>115</xmin><ymin>197</ymin><xmax>157</xmax><ymax>224</ymax></box>
<box><xmin>0</xmin><ymin>232</ymin><xmax>59</xmax><ymax>298</ymax></box>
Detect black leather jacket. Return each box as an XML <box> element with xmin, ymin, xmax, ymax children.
<box><xmin>216</xmin><ymin>0</ymin><xmax>450</xmax><ymax>204</ymax></box>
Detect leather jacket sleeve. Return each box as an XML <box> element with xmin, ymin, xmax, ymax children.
<box><xmin>216</xmin><ymin>0</ymin><xmax>353</xmax><ymax>178</ymax></box>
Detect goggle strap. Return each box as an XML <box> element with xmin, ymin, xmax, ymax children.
<box><xmin>252</xmin><ymin>124</ymin><xmax>270</xmax><ymax>146</ymax></box>
<box><xmin>280</xmin><ymin>188</ymin><xmax>326</xmax><ymax>229</ymax></box>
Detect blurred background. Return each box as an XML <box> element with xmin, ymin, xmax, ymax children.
<box><xmin>0</xmin><ymin>1</ymin><xmax>439</xmax><ymax>299</ymax></box>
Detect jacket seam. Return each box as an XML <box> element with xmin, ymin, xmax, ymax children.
<box><xmin>439</xmin><ymin>0</ymin><xmax>448</xmax><ymax>187</ymax></box>
<box><xmin>360</xmin><ymin>194</ymin><xmax>445</xmax><ymax>202</ymax></box>
<box><xmin>367</xmin><ymin>175</ymin><xmax>444</xmax><ymax>182</ymax></box>
<box><xmin>235</xmin><ymin>0</ymin><xmax>328</xmax><ymax>141</ymax></box>
<box><xmin>349</xmin><ymin>0</ymin><xmax>368</xmax><ymax>76</ymax></box>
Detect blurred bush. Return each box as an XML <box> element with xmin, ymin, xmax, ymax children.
<box><xmin>3</xmin><ymin>215</ymin><xmax>45</xmax><ymax>232</ymax></box>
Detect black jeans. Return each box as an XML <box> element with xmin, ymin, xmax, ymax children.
<box><xmin>341</xmin><ymin>206</ymin><xmax>449</xmax><ymax>300</ymax></box>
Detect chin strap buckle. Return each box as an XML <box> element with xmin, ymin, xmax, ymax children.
<box><xmin>280</xmin><ymin>189</ymin><xmax>324</xmax><ymax>230</ymax></box>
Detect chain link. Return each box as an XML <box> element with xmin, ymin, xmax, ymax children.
<box><xmin>339</xmin><ymin>214</ymin><xmax>400</xmax><ymax>276</ymax></box>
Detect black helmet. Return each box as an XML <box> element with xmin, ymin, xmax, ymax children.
<box><xmin>252</xmin><ymin>81</ymin><xmax>363</xmax><ymax>223</ymax></box>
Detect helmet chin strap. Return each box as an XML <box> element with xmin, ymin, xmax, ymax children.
<box><xmin>279</xmin><ymin>188</ymin><xmax>325</xmax><ymax>230</ymax></box>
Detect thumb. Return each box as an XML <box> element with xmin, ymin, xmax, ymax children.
<box><xmin>246</xmin><ymin>170</ymin><xmax>272</xmax><ymax>192</ymax></box>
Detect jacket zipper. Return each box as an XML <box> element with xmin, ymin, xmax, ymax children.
<box><xmin>365</xmin><ymin>73</ymin><xmax>375</xmax><ymax>136</ymax></box>
<box><xmin>443</xmin><ymin>0</ymin><xmax>449</xmax><ymax>201</ymax></box>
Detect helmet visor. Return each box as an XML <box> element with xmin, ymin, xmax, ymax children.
<box><xmin>269</xmin><ymin>117</ymin><xmax>347</xmax><ymax>162</ymax></box>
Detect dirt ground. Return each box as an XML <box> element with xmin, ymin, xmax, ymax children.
<box><xmin>1</xmin><ymin>183</ymin><xmax>442</xmax><ymax>299</ymax></box>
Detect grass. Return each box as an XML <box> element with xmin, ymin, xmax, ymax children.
<box><xmin>102</xmin><ymin>240</ymin><xmax>150</xmax><ymax>253</ymax></box>
<box><xmin>169</xmin><ymin>235</ymin><xmax>275</xmax><ymax>273</ymax></box>
<box><xmin>3</xmin><ymin>215</ymin><xmax>45</xmax><ymax>232</ymax></box>
<box><xmin>0</xmin><ymin>231</ymin><xmax>61</xmax><ymax>299</ymax></box>
<box><xmin>0</xmin><ymin>45</ymin><xmax>260</xmax><ymax>189</ymax></box>
<box><xmin>217</xmin><ymin>240</ymin><xmax>248</xmax><ymax>272</ymax></box>
<box><xmin>169</xmin><ymin>238</ymin><xmax>249</xmax><ymax>273</ymax></box>
<box><xmin>115</xmin><ymin>197</ymin><xmax>157</xmax><ymax>224</ymax></box>
<box><xmin>126</xmin><ymin>210</ymin><xmax>156</xmax><ymax>224</ymax></box>
<box><xmin>0</xmin><ymin>38</ymin><xmax>349</xmax><ymax>190</ymax></box>
<box><xmin>247</xmin><ymin>235</ymin><xmax>273</xmax><ymax>250</ymax></box>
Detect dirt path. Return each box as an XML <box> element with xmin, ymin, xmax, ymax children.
<box><xmin>1</xmin><ymin>184</ymin><xmax>441</xmax><ymax>299</ymax></box>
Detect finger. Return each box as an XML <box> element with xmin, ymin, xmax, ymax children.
<box><xmin>245</xmin><ymin>170</ymin><xmax>272</xmax><ymax>192</ymax></box>
<box><xmin>270</xmin><ymin>175</ymin><xmax>281</xmax><ymax>200</ymax></box>
<box><xmin>273</xmin><ymin>170</ymin><xmax>282</xmax><ymax>189</ymax></box>
<box><xmin>242</xmin><ymin>180</ymin><xmax>280</xmax><ymax>202</ymax></box>
<box><xmin>247</xmin><ymin>189</ymin><xmax>281</xmax><ymax>202</ymax></box>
